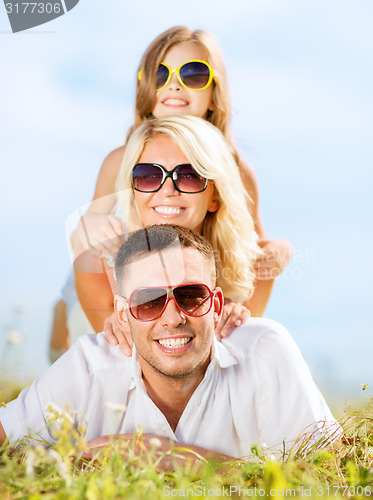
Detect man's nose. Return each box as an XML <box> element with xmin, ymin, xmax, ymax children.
<box><xmin>159</xmin><ymin>297</ymin><xmax>186</xmax><ymax>328</ymax></box>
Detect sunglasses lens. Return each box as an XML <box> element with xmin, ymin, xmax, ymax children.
<box><xmin>174</xmin><ymin>165</ymin><xmax>207</xmax><ymax>193</ymax></box>
<box><xmin>180</xmin><ymin>62</ymin><xmax>210</xmax><ymax>89</ymax></box>
<box><xmin>156</xmin><ymin>64</ymin><xmax>170</xmax><ymax>90</ymax></box>
<box><xmin>130</xmin><ymin>288</ymin><xmax>167</xmax><ymax>321</ymax></box>
<box><xmin>132</xmin><ymin>164</ymin><xmax>163</xmax><ymax>192</ymax></box>
<box><xmin>174</xmin><ymin>284</ymin><xmax>212</xmax><ymax>317</ymax></box>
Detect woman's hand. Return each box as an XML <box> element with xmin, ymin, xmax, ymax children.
<box><xmin>73</xmin><ymin>212</ymin><xmax>124</xmax><ymax>258</ymax></box>
<box><xmin>215</xmin><ymin>301</ymin><xmax>251</xmax><ymax>342</ymax></box>
<box><xmin>104</xmin><ymin>312</ymin><xmax>133</xmax><ymax>357</ymax></box>
<box><xmin>255</xmin><ymin>239</ymin><xmax>293</xmax><ymax>280</ymax></box>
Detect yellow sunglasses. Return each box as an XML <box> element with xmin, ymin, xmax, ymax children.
<box><xmin>138</xmin><ymin>60</ymin><xmax>216</xmax><ymax>91</ymax></box>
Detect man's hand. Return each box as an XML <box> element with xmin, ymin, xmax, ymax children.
<box><xmin>82</xmin><ymin>433</ymin><xmax>234</xmax><ymax>471</ymax></box>
<box><xmin>215</xmin><ymin>301</ymin><xmax>251</xmax><ymax>342</ymax></box>
<box><xmin>104</xmin><ymin>313</ymin><xmax>133</xmax><ymax>357</ymax></box>
<box><xmin>83</xmin><ymin>433</ymin><xmax>173</xmax><ymax>457</ymax></box>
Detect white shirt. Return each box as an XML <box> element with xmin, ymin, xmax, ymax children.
<box><xmin>0</xmin><ymin>319</ymin><xmax>338</xmax><ymax>458</ymax></box>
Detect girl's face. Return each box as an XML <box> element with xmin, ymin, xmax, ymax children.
<box><xmin>133</xmin><ymin>135</ymin><xmax>218</xmax><ymax>234</ymax></box>
<box><xmin>152</xmin><ymin>42</ymin><xmax>214</xmax><ymax>120</ymax></box>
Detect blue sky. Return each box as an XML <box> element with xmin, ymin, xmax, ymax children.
<box><xmin>0</xmin><ymin>0</ymin><xmax>372</xmax><ymax>407</ymax></box>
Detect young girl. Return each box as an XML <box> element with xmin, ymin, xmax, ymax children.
<box><xmin>58</xmin><ymin>26</ymin><xmax>292</xmax><ymax>357</ymax></box>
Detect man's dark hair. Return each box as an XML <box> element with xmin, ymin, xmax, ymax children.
<box><xmin>115</xmin><ymin>224</ymin><xmax>216</xmax><ymax>293</ymax></box>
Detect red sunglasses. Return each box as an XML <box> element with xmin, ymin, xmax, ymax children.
<box><xmin>123</xmin><ymin>283</ymin><xmax>215</xmax><ymax>322</ymax></box>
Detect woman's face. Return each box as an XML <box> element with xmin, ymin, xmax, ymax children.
<box><xmin>152</xmin><ymin>42</ymin><xmax>214</xmax><ymax>120</ymax></box>
<box><xmin>133</xmin><ymin>135</ymin><xmax>218</xmax><ymax>234</ymax></box>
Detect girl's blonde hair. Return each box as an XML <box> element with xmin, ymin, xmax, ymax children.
<box><xmin>116</xmin><ymin>116</ymin><xmax>262</xmax><ymax>302</ymax></box>
<box><xmin>135</xmin><ymin>26</ymin><xmax>231</xmax><ymax>139</ymax></box>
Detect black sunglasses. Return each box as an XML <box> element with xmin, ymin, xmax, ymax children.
<box><xmin>123</xmin><ymin>283</ymin><xmax>214</xmax><ymax>322</ymax></box>
<box><xmin>131</xmin><ymin>163</ymin><xmax>208</xmax><ymax>193</ymax></box>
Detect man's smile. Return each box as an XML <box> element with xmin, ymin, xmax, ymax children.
<box><xmin>155</xmin><ymin>336</ymin><xmax>194</xmax><ymax>353</ymax></box>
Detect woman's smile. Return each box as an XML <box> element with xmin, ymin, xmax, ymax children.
<box><xmin>153</xmin><ymin>205</ymin><xmax>186</xmax><ymax>216</ymax></box>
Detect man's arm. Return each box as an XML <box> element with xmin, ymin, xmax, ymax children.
<box><xmin>83</xmin><ymin>433</ymin><xmax>235</xmax><ymax>470</ymax></box>
<box><xmin>0</xmin><ymin>335</ymin><xmax>99</xmax><ymax>447</ymax></box>
<box><xmin>253</xmin><ymin>321</ymin><xmax>340</xmax><ymax>454</ymax></box>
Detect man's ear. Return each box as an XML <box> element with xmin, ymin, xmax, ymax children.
<box><xmin>114</xmin><ymin>294</ymin><xmax>129</xmax><ymax>328</ymax></box>
<box><xmin>213</xmin><ymin>287</ymin><xmax>224</xmax><ymax>328</ymax></box>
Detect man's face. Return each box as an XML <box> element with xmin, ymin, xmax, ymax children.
<box><xmin>115</xmin><ymin>247</ymin><xmax>222</xmax><ymax>382</ymax></box>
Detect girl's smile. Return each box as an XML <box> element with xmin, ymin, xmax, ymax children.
<box><xmin>161</xmin><ymin>98</ymin><xmax>189</xmax><ymax>108</ymax></box>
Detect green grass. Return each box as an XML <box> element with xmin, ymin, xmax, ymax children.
<box><xmin>0</xmin><ymin>384</ymin><xmax>372</xmax><ymax>499</ymax></box>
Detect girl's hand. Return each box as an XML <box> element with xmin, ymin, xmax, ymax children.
<box><xmin>104</xmin><ymin>312</ymin><xmax>133</xmax><ymax>357</ymax></box>
<box><xmin>255</xmin><ymin>239</ymin><xmax>293</xmax><ymax>280</ymax></box>
<box><xmin>74</xmin><ymin>212</ymin><xmax>124</xmax><ymax>258</ymax></box>
<box><xmin>215</xmin><ymin>301</ymin><xmax>251</xmax><ymax>342</ymax></box>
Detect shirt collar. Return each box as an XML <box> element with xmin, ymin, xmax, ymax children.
<box><xmin>211</xmin><ymin>336</ymin><xmax>237</xmax><ymax>368</ymax></box>
<box><xmin>129</xmin><ymin>345</ymin><xmax>141</xmax><ymax>390</ymax></box>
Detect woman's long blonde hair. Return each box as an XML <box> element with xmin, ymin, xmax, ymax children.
<box><xmin>135</xmin><ymin>26</ymin><xmax>231</xmax><ymax>140</ymax></box>
<box><xmin>116</xmin><ymin>116</ymin><xmax>262</xmax><ymax>302</ymax></box>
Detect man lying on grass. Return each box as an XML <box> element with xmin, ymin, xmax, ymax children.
<box><xmin>0</xmin><ymin>224</ymin><xmax>340</xmax><ymax>464</ymax></box>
